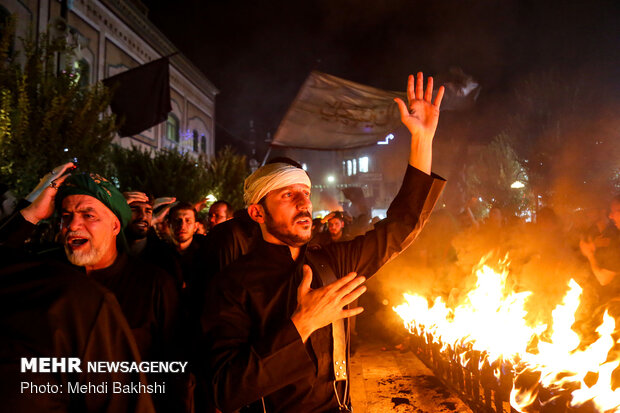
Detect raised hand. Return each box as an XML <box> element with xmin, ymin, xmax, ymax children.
<box><xmin>123</xmin><ymin>191</ymin><xmax>150</xmax><ymax>205</ymax></box>
<box><xmin>579</xmin><ymin>237</ymin><xmax>596</xmax><ymax>259</ymax></box>
<box><xmin>21</xmin><ymin>163</ymin><xmax>75</xmax><ymax>224</ymax></box>
<box><xmin>152</xmin><ymin>197</ymin><xmax>176</xmax><ymax>226</ymax></box>
<box><xmin>291</xmin><ymin>265</ymin><xmax>366</xmax><ymax>343</ymax></box>
<box><xmin>394</xmin><ymin>72</ymin><xmax>444</xmax><ymax>174</ymax></box>
<box><xmin>25</xmin><ymin>162</ymin><xmax>76</xmax><ymax>203</ymax></box>
<box><xmin>193</xmin><ymin>198</ymin><xmax>208</xmax><ymax>212</ymax></box>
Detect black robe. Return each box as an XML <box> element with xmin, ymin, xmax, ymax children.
<box><xmin>202</xmin><ymin>166</ymin><xmax>445</xmax><ymax>412</ymax></box>
<box><xmin>0</xmin><ymin>214</ymin><xmax>190</xmax><ymax>413</ymax></box>
<box><xmin>0</xmin><ymin>257</ymin><xmax>156</xmax><ymax>413</ymax></box>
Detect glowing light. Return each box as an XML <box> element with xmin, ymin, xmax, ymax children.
<box><xmin>205</xmin><ymin>194</ymin><xmax>217</xmax><ymax>203</ymax></box>
<box><xmin>359</xmin><ymin>156</ymin><xmax>369</xmax><ymax>173</ymax></box>
<box><xmin>326</xmin><ymin>175</ymin><xmax>335</xmax><ymax>183</ymax></box>
<box><xmin>377</xmin><ymin>133</ymin><xmax>394</xmax><ymax>145</ymax></box>
<box><xmin>394</xmin><ymin>256</ymin><xmax>620</xmax><ymax>412</ymax></box>
<box><xmin>511</xmin><ymin>181</ymin><xmax>525</xmax><ymax>189</ymax></box>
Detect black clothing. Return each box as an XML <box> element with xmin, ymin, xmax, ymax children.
<box><xmin>310</xmin><ymin>230</ymin><xmax>353</xmax><ymax>247</ymax></box>
<box><xmin>0</xmin><ymin>214</ymin><xmax>189</xmax><ymax>413</ymax></box>
<box><xmin>203</xmin><ymin>166</ymin><xmax>445</xmax><ymax>412</ymax></box>
<box><xmin>128</xmin><ymin>228</ymin><xmax>183</xmax><ymax>286</ymax></box>
<box><xmin>0</xmin><ymin>257</ymin><xmax>155</xmax><ymax>413</ymax></box>
<box><xmin>173</xmin><ymin>233</ymin><xmax>209</xmax><ymax>288</ymax></box>
<box><xmin>1</xmin><ymin>213</ymin><xmax>181</xmax><ymax>360</ymax></box>
<box><xmin>167</xmin><ymin>233</ymin><xmax>210</xmax><ymax>321</ymax></box>
<box><xmin>202</xmin><ymin>210</ymin><xmax>261</xmax><ymax>280</ymax></box>
<box><xmin>90</xmin><ymin>253</ymin><xmax>181</xmax><ymax>362</ymax></box>
<box><xmin>192</xmin><ymin>212</ymin><xmax>261</xmax><ymax>413</ymax></box>
<box><xmin>191</xmin><ymin>214</ymin><xmax>261</xmax><ymax>337</ymax></box>
<box><xmin>91</xmin><ymin>253</ymin><xmax>190</xmax><ymax>413</ymax></box>
<box><xmin>0</xmin><ymin>209</ymin><xmax>36</xmax><ymax>249</ymax></box>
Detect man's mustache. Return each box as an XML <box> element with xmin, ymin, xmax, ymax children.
<box><xmin>294</xmin><ymin>211</ymin><xmax>312</xmax><ymax>221</ymax></box>
<box><xmin>64</xmin><ymin>231</ymin><xmax>91</xmax><ymax>243</ymax></box>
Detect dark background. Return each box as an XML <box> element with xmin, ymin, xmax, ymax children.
<box><xmin>145</xmin><ymin>0</ymin><xmax>620</xmax><ymax>156</ymax></box>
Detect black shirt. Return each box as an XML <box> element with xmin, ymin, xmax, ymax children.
<box><xmin>203</xmin><ymin>166</ymin><xmax>445</xmax><ymax>412</ymax></box>
<box><xmin>0</xmin><ymin>257</ymin><xmax>155</xmax><ymax>413</ymax></box>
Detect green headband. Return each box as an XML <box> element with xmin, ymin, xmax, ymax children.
<box><xmin>56</xmin><ymin>172</ymin><xmax>131</xmax><ymax>229</ymax></box>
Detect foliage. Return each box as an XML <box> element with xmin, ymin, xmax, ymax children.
<box><xmin>464</xmin><ymin>133</ymin><xmax>531</xmax><ymax>215</ymax></box>
<box><xmin>0</xmin><ymin>20</ymin><xmax>117</xmax><ymax>197</ymax></box>
<box><xmin>203</xmin><ymin>146</ymin><xmax>248</xmax><ymax>210</ymax></box>
<box><xmin>504</xmin><ymin>70</ymin><xmax>619</xmax><ymax>208</ymax></box>
<box><xmin>108</xmin><ymin>145</ymin><xmax>248</xmax><ymax>208</ymax></box>
<box><xmin>0</xmin><ymin>19</ymin><xmax>251</xmax><ymax>205</ymax></box>
<box><xmin>108</xmin><ymin>144</ymin><xmax>209</xmax><ymax>202</ymax></box>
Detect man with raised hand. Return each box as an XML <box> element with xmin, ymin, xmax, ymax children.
<box><xmin>202</xmin><ymin>72</ymin><xmax>446</xmax><ymax>412</ymax></box>
<box><xmin>123</xmin><ymin>191</ymin><xmax>182</xmax><ymax>284</ymax></box>
<box><xmin>8</xmin><ymin>171</ymin><xmax>188</xmax><ymax>413</ymax></box>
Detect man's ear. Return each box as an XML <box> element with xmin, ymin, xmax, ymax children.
<box><xmin>247</xmin><ymin>204</ymin><xmax>266</xmax><ymax>224</ymax></box>
<box><xmin>111</xmin><ymin>216</ymin><xmax>121</xmax><ymax>236</ymax></box>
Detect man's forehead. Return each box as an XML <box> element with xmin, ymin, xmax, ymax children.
<box><xmin>62</xmin><ymin>194</ymin><xmax>109</xmax><ymax>212</ymax></box>
<box><xmin>210</xmin><ymin>204</ymin><xmax>226</xmax><ymax>213</ymax></box>
<box><xmin>173</xmin><ymin>209</ymin><xmax>195</xmax><ymax>218</ymax></box>
<box><xmin>130</xmin><ymin>201</ymin><xmax>152</xmax><ymax>209</ymax></box>
<box><xmin>270</xmin><ymin>183</ymin><xmax>311</xmax><ymax>195</ymax></box>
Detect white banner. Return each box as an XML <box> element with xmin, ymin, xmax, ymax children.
<box><xmin>271</xmin><ymin>71</ymin><xmax>406</xmax><ymax>150</ymax></box>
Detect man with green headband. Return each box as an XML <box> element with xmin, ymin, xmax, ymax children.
<box><xmin>8</xmin><ymin>169</ymin><xmax>191</xmax><ymax>413</ymax></box>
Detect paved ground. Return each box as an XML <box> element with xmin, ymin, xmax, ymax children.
<box><xmin>349</xmin><ymin>332</ymin><xmax>472</xmax><ymax>413</ymax></box>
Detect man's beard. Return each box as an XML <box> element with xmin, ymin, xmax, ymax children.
<box><xmin>126</xmin><ymin>221</ymin><xmax>148</xmax><ymax>240</ymax></box>
<box><xmin>264</xmin><ymin>208</ymin><xmax>312</xmax><ymax>247</ymax></box>
<box><xmin>173</xmin><ymin>231</ymin><xmax>193</xmax><ymax>245</ymax></box>
<box><xmin>64</xmin><ymin>231</ymin><xmax>113</xmax><ymax>267</ymax></box>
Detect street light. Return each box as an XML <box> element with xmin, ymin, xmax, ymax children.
<box><xmin>511</xmin><ymin>181</ymin><xmax>525</xmax><ymax>189</ymax></box>
<box><xmin>326</xmin><ymin>175</ymin><xmax>335</xmax><ymax>183</ymax></box>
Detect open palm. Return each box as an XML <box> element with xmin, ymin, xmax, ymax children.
<box><xmin>394</xmin><ymin>72</ymin><xmax>444</xmax><ymax>142</ymax></box>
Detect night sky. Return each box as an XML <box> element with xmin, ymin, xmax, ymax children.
<box><xmin>146</xmin><ymin>0</ymin><xmax>620</xmax><ymax>155</ymax></box>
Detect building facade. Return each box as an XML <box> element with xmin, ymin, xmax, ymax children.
<box><xmin>1</xmin><ymin>0</ymin><xmax>217</xmax><ymax>157</ymax></box>
<box><xmin>274</xmin><ymin>131</ymin><xmax>412</xmax><ymax>218</ymax></box>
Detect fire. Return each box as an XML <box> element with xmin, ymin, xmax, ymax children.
<box><xmin>394</xmin><ymin>257</ymin><xmax>620</xmax><ymax>412</ymax></box>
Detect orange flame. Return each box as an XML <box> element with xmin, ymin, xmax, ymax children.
<box><xmin>394</xmin><ymin>257</ymin><xmax>620</xmax><ymax>412</ymax></box>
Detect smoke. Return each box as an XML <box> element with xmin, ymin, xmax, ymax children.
<box><xmin>369</xmin><ymin>203</ymin><xmax>602</xmax><ymax>336</ymax></box>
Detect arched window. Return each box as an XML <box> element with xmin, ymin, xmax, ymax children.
<box><xmin>201</xmin><ymin>135</ymin><xmax>207</xmax><ymax>153</ymax></box>
<box><xmin>192</xmin><ymin>130</ymin><xmax>199</xmax><ymax>152</ymax></box>
<box><xmin>166</xmin><ymin>114</ymin><xmax>180</xmax><ymax>142</ymax></box>
<box><xmin>0</xmin><ymin>6</ymin><xmax>14</xmax><ymax>57</ymax></box>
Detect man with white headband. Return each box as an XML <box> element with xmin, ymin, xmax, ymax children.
<box><xmin>203</xmin><ymin>72</ymin><xmax>446</xmax><ymax>412</ymax></box>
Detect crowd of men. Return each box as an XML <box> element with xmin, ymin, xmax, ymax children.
<box><xmin>0</xmin><ymin>72</ymin><xmax>443</xmax><ymax>413</ymax></box>
<box><xmin>2</xmin><ymin>70</ymin><xmax>617</xmax><ymax>413</ymax></box>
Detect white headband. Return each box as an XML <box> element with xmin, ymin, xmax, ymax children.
<box><xmin>244</xmin><ymin>163</ymin><xmax>311</xmax><ymax>206</ymax></box>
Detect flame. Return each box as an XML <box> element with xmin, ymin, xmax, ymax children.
<box><xmin>394</xmin><ymin>257</ymin><xmax>620</xmax><ymax>412</ymax></box>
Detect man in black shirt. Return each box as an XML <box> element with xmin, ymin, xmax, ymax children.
<box><xmin>203</xmin><ymin>72</ymin><xmax>446</xmax><ymax>412</ymax></box>
<box><xmin>124</xmin><ymin>191</ymin><xmax>182</xmax><ymax>285</ymax></box>
<box><xmin>0</xmin><ymin>256</ymin><xmax>156</xmax><ymax>413</ymax></box>
<box><xmin>8</xmin><ymin>173</ymin><xmax>189</xmax><ymax>412</ymax></box>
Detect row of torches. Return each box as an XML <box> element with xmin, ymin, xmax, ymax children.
<box><xmin>393</xmin><ymin>257</ymin><xmax>620</xmax><ymax>412</ymax></box>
